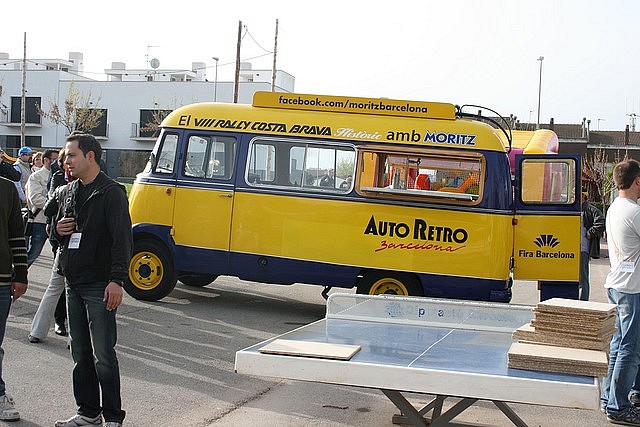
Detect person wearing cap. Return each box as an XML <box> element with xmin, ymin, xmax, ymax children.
<box><xmin>580</xmin><ymin>190</ymin><xmax>604</xmax><ymax>301</ymax></box>
<box><xmin>13</xmin><ymin>147</ymin><xmax>33</xmax><ymax>205</ymax></box>
<box><xmin>25</xmin><ymin>149</ymin><xmax>58</xmax><ymax>267</ymax></box>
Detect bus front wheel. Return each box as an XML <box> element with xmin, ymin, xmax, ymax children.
<box><xmin>357</xmin><ymin>271</ymin><xmax>423</xmax><ymax>297</ymax></box>
<box><xmin>125</xmin><ymin>238</ymin><xmax>177</xmax><ymax>301</ymax></box>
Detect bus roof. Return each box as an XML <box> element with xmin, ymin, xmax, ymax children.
<box><xmin>161</xmin><ymin>92</ymin><xmax>510</xmax><ymax>152</ymax></box>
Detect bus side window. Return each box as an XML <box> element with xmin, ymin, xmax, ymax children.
<box><xmin>248</xmin><ymin>138</ymin><xmax>355</xmax><ymax>191</ymax></box>
<box><xmin>358</xmin><ymin>149</ymin><xmax>483</xmax><ymax>203</ymax></box>
<box><xmin>184</xmin><ymin>135</ymin><xmax>236</xmax><ymax>180</ymax></box>
<box><xmin>248</xmin><ymin>143</ymin><xmax>276</xmax><ymax>184</ymax></box>
<box><xmin>521</xmin><ymin>159</ymin><xmax>576</xmax><ymax>204</ymax></box>
<box><xmin>152</xmin><ymin>133</ymin><xmax>178</xmax><ymax>175</ymax></box>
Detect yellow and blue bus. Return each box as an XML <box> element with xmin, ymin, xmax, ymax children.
<box><xmin>126</xmin><ymin>92</ymin><xmax>580</xmax><ymax>302</ymax></box>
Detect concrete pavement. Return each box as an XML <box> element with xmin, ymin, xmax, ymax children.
<box><xmin>2</xmin><ymin>242</ymin><xmax>616</xmax><ymax>426</ymax></box>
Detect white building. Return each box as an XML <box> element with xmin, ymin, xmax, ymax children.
<box><xmin>0</xmin><ymin>52</ymin><xmax>294</xmax><ymax>177</ymax></box>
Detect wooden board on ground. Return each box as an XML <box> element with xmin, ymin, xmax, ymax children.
<box><xmin>508</xmin><ymin>342</ymin><xmax>608</xmax><ymax>377</ymax></box>
<box><xmin>259</xmin><ymin>339</ymin><xmax>361</xmax><ymax>360</ymax></box>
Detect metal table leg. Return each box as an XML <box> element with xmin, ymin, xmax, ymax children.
<box><xmin>493</xmin><ymin>401</ymin><xmax>529</xmax><ymax>427</ymax></box>
<box><xmin>382</xmin><ymin>389</ymin><xmax>429</xmax><ymax>427</ymax></box>
<box><xmin>383</xmin><ymin>390</ymin><xmax>531</xmax><ymax>427</ymax></box>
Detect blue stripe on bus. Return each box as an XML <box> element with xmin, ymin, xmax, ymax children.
<box><xmin>168</xmin><ymin>246</ymin><xmax>511</xmax><ymax>302</ymax></box>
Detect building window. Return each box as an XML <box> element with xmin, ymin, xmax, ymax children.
<box><xmin>139</xmin><ymin>109</ymin><xmax>172</xmax><ymax>138</ymax></box>
<box><xmin>2</xmin><ymin>135</ymin><xmax>42</xmax><ymax>152</ymax></box>
<box><xmin>76</xmin><ymin>108</ymin><xmax>108</xmax><ymax>137</ymax></box>
<box><xmin>10</xmin><ymin>97</ymin><xmax>41</xmax><ymax>124</ymax></box>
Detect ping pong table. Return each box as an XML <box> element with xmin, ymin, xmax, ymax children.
<box><xmin>235</xmin><ymin>293</ymin><xmax>600</xmax><ymax>426</ymax></box>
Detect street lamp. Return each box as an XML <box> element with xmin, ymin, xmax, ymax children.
<box><xmin>536</xmin><ymin>56</ymin><xmax>544</xmax><ymax>129</ymax></box>
<box><xmin>212</xmin><ymin>57</ymin><xmax>219</xmax><ymax>102</ymax></box>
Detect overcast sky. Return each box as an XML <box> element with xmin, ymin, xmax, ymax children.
<box><xmin>3</xmin><ymin>0</ymin><xmax>638</xmax><ymax>131</ymax></box>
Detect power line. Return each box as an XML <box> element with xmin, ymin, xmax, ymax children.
<box><xmin>243</xmin><ymin>26</ymin><xmax>273</xmax><ymax>54</ymax></box>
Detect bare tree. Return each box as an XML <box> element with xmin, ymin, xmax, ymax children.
<box><xmin>37</xmin><ymin>82</ymin><xmax>103</xmax><ymax>134</ymax></box>
<box><xmin>582</xmin><ymin>146</ymin><xmax>621</xmax><ymax>216</ymax></box>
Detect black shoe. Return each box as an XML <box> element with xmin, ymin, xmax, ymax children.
<box><xmin>631</xmin><ymin>393</ymin><xmax>640</xmax><ymax>408</ymax></box>
<box><xmin>607</xmin><ymin>407</ymin><xmax>640</xmax><ymax>425</ymax></box>
<box><xmin>27</xmin><ymin>335</ymin><xmax>41</xmax><ymax>343</ymax></box>
<box><xmin>54</xmin><ymin>323</ymin><xmax>67</xmax><ymax>336</ymax></box>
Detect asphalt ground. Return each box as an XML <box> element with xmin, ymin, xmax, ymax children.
<box><xmin>3</xmin><ymin>242</ymin><xmax>614</xmax><ymax>426</ymax></box>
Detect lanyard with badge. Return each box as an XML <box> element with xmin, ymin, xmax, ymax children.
<box><xmin>611</xmin><ymin>234</ymin><xmax>636</xmax><ymax>273</ymax></box>
<box><xmin>65</xmin><ymin>183</ymin><xmax>83</xmax><ymax>250</ymax></box>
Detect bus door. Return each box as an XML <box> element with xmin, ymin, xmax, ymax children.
<box><xmin>171</xmin><ymin>133</ymin><xmax>237</xmax><ymax>273</ymax></box>
<box><xmin>512</xmin><ymin>154</ymin><xmax>581</xmax><ymax>287</ymax></box>
<box><xmin>129</xmin><ymin>131</ymin><xmax>179</xmax><ymax>230</ymax></box>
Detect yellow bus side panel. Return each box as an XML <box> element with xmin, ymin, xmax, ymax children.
<box><xmin>513</xmin><ymin>215</ymin><xmax>580</xmax><ymax>281</ymax></box>
<box><xmin>129</xmin><ymin>182</ymin><xmax>175</xmax><ymax>226</ymax></box>
<box><xmin>172</xmin><ymin>187</ymin><xmax>233</xmax><ymax>250</ymax></box>
<box><xmin>230</xmin><ymin>192</ymin><xmax>512</xmax><ymax>280</ymax></box>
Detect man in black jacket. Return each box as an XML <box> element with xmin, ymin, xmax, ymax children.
<box><xmin>52</xmin><ymin>134</ymin><xmax>132</xmax><ymax>427</ymax></box>
<box><xmin>580</xmin><ymin>191</ymin><xmax>605</xmax><ymax>301</ymax></box>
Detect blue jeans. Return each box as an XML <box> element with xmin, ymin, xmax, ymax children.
<box><xmin>579</xmin><ymin>251</ymin><xmax>590</xmax><ymax>301</ymax></box>
<box><xmin>27</xmin><ymin>222</ymin><xmax>47</xmax><ymax>267</ymax></box>
<box><xmin>0</xmin><ymin>286</ymin><xmax>10</xmax><ymax>397</ymax></box>
<box><xmin>67</xmin><ymin>282</ymin><xmax>125</xmax><ymax>423</ymax></box>
<box><xmin>601</xmin><ymin>288</ymin><xmax>640</xmax><ymax>415</ymax></box>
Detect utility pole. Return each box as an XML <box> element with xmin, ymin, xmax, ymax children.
<box><xmin>234</xmin><ymin>20</ymin><xmax>242</xmax><ymax>103</ymax></box>
<box><xmin>20</xmin><ymin>32</ymin><xmax>27</xmax><ymax>148</ymax></box>
<box><xmin>271</xmin><ymin>19</ymin><xmax>279</xmax><ymax>92</ymax></box>
<box><xmin>536</xmin><ymin>56</ymin><xmax>544</xmax><ymax>129</ymax></box>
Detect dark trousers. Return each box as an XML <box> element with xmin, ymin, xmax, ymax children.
<box><xmin>55</xmin><ymin>292</ymin><xmax>66</xmax><ymax>326</ymax></box>
<box><xmin>67</xmin><ymin>282</ymin><xmax>125</xmax><ymax>423</ymax></box>
<box><xmin>0</xmin><ymin>286</ymin><xmax>10</xmax><ymax>397</ymax></box>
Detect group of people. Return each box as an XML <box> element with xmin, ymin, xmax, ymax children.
<box><xmin>0</xmin><ymin>134</ymin><xmax>132</xmax><ymax>426</ymax></box>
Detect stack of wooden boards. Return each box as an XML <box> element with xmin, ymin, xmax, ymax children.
<box><xmin>508</xmin><ymin>298</ymin><xmax>616</xmax><ymax>377</ymax></box>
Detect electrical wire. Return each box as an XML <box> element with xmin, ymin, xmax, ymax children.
<box><xmin>243</xmin><ymin>26</ymin><xmax>273</xmax><ymax>54</ymax></box>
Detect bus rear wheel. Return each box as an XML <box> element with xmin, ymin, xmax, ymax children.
<box><xmin>179</xmin><ymin>273</ymin><xmax>218</xmax><ymax>287</ymax></box>
<box><xmin>357</xmin><ymin>271</ymin><xmax>423</xmax><ymax>297</ymax></box>
<box><xmin>125</xmin><ymin>238</ymin><xmax>177</xmax><ymax>301</ymax></box>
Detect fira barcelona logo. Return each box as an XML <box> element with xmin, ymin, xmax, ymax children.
<box><xmin>534</xmin><ymin>234</ymin><xmax>560</xmax><ymax>248</ymax></box>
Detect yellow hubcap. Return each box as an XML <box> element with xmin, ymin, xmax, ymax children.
<box><xmin>129</xmin><ymin>251</ymin><xmax>164</xmax><ymax>290</ymax></box>
<box><xmin>369</xmin><ymin>277</ymin><xmax>409</xmax><ymax>295</ymax></box>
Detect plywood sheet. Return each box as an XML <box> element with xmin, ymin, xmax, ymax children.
<box><xmin>512</xmin><ymin>323</ymin><xmax>611</xmax><ymax>351</ymax></box>
<box><xmin>508</xmin><ymin>342</ymin><xmax>608</xmax><ymax>377</ymax></box>
<box><xmin>259</xmin><ymin>339</ymin><xmax>361</xmax><ymax>360</ymax></box>
<box><xmin>537</xmin><ymin>298</ymin><xmax>617</xmax><ymax>316</ymax></box>
<box><xmin>530</xmin><ymin>319</ymin><xmax>615</xmax><ymax>338</ymax></box>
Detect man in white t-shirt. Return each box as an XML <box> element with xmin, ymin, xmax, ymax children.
<box><xmin>601</xmin><ymin>159</ymin><xmax>640</xmax><ymax>425</ymax></box>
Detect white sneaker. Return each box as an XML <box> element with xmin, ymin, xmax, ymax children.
<box><xmin>0</xmin><ymin>393</ymin><xmax>19</xmax><ymax>421</ymax></box>
<box><xmin>54</xmin><ymin>414</ymin><xmax>102</xmax><ymax>427</ymax></box>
